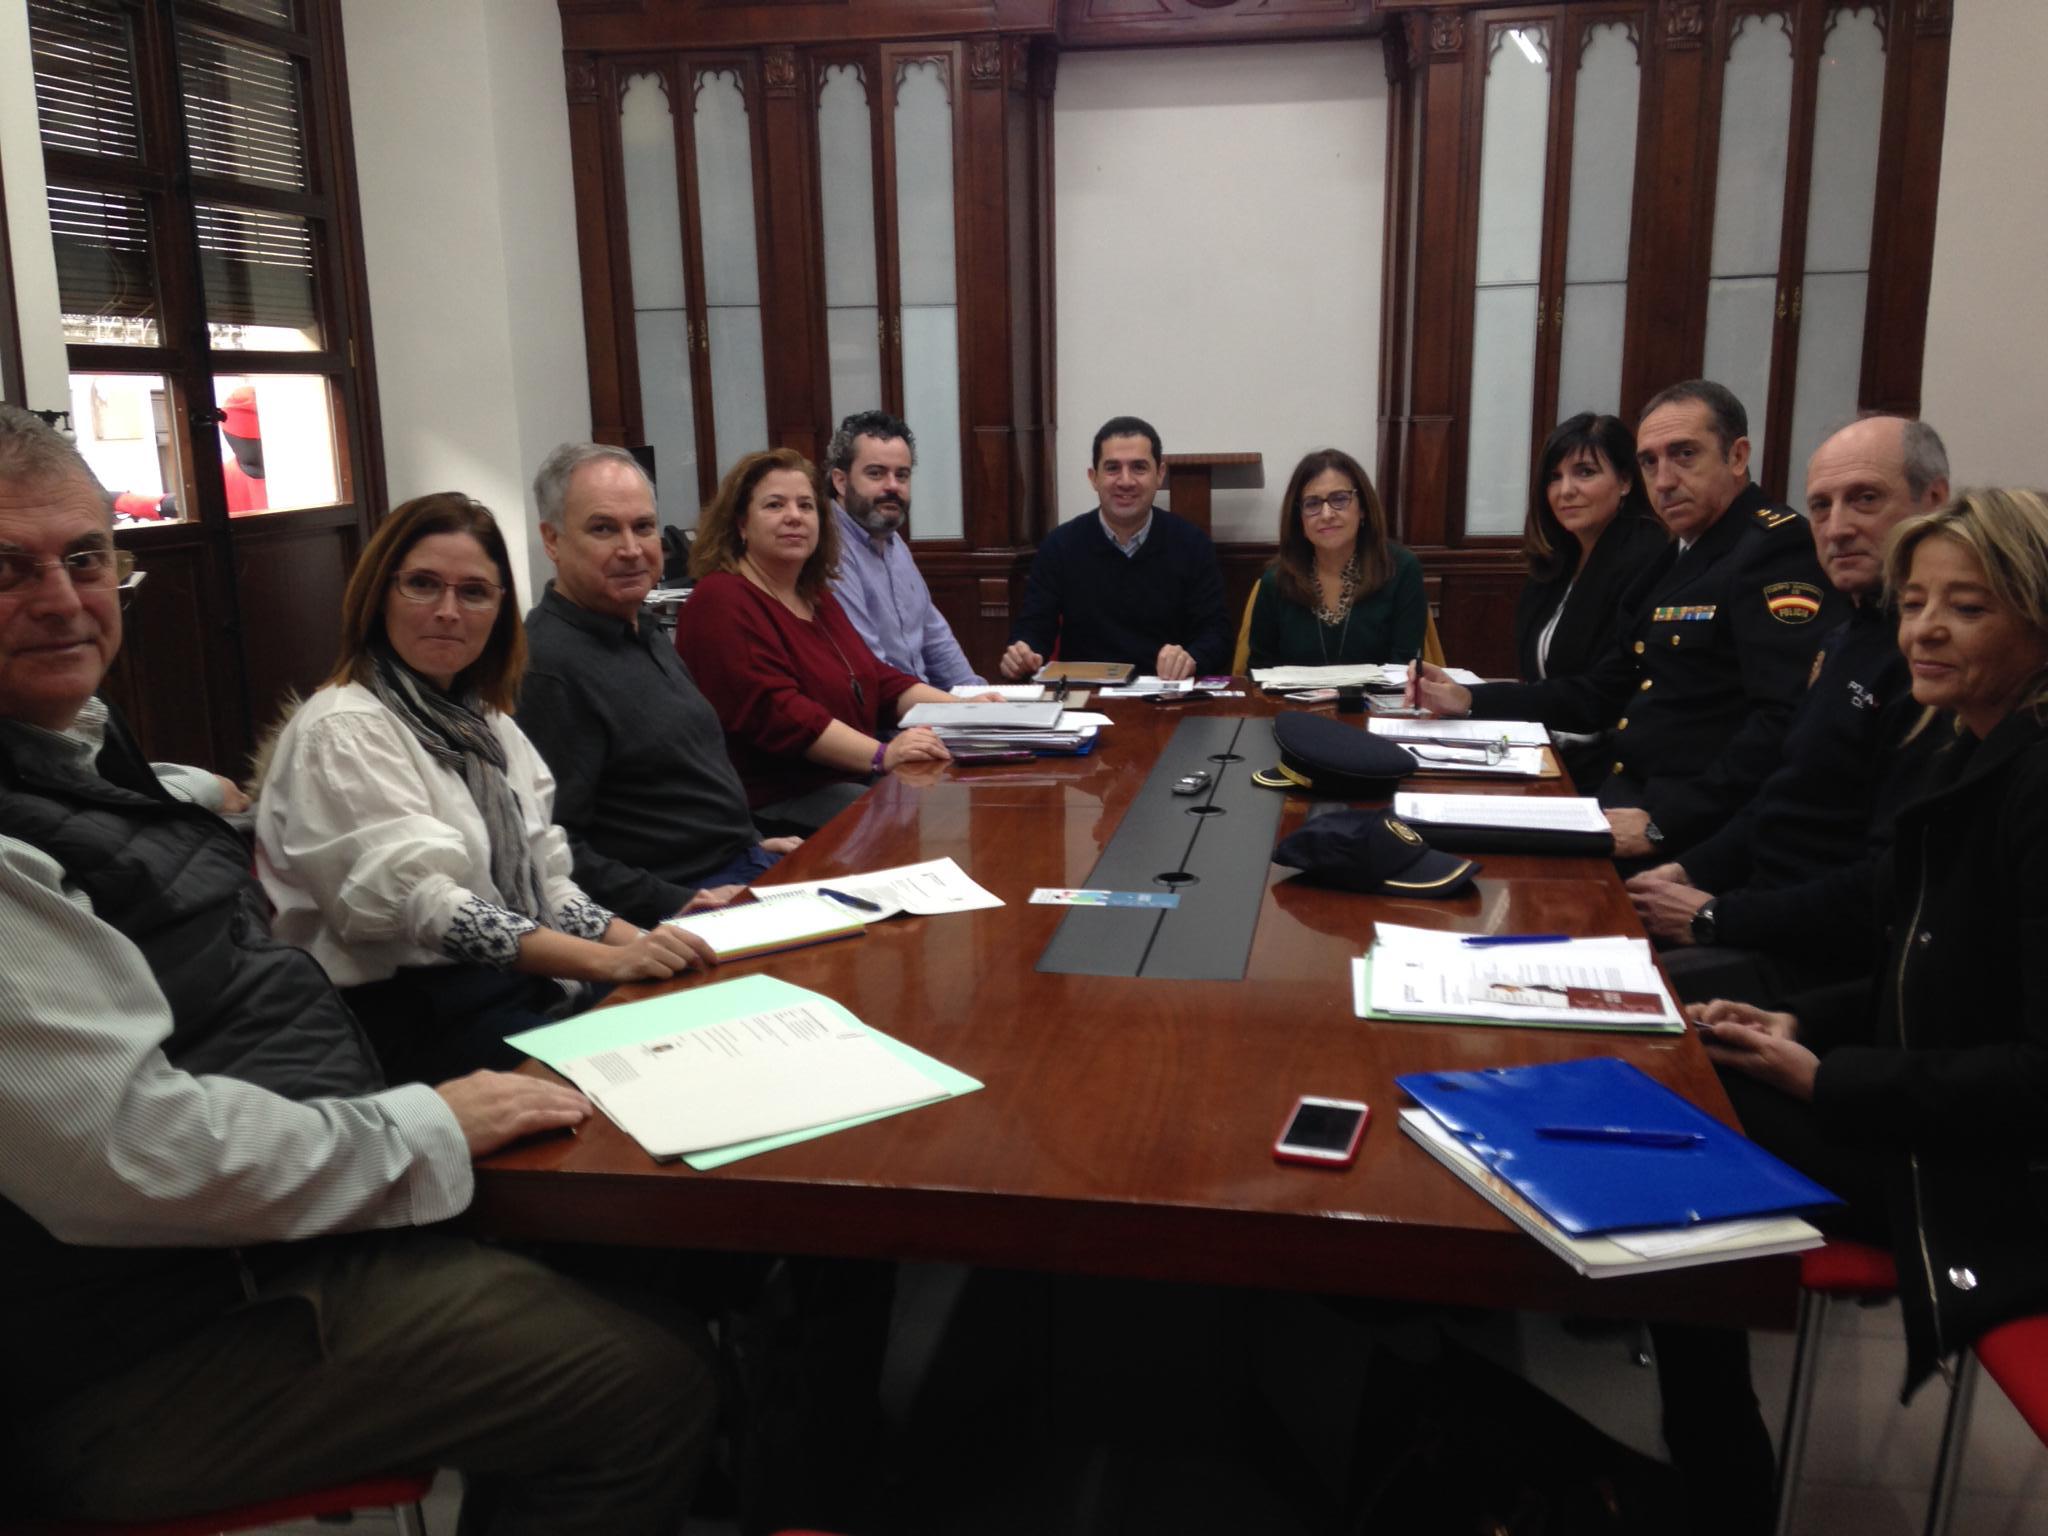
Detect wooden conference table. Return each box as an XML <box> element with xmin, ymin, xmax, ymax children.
<box><xmin>471</xmin><ymin>692</ymin><xmax>1797</xmax><ymax>1330</ymax></box>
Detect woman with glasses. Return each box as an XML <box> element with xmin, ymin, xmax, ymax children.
<box><xmin>675</xmin><ymin>449</ymin><xmax>965</xmax><ymax>833</ymax></box>
<box><xmin>1246</xmin><ymin>448</ymin><xmax>1425</xmax><ymax>669</ymax></box>
<box><xmin>254</xmin><ymin>493</ymin><xmax>713</xmax><ymax>1083</ymax></box>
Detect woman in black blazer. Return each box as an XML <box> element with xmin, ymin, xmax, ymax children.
<box><xmin>1512</xmin><ymin>413</ymin><xmax>1666</xmax><ymax>682</ymax></box>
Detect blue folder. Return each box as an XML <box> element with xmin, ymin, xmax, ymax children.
<box><xmin>1396</xmin><ymin>1056</ymin><xmax>1842</xmax><ymax>1236</ymax></box>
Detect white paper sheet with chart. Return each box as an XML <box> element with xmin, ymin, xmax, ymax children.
<box><xmin>1393</xmin><ymin>792</ymin><xmax>1610</xmax><ymax>835</ymax></box>
<box><xmin>1364</xmin><ymin>922</ymin><xmax>1683</xmax><ymax>1031</ymax></box>
<box><xmin>750</xmin><ymin>856</ymin><xmax>1004</xmax><ymax>921</ymax></box>
<box><xmin>547</xmin><ymin>997</ymin><xmax>950</xmax><ymax>1160</ymax></box>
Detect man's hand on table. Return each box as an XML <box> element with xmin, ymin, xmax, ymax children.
<box><xmin>1626</xmin><ymin>864</ymin><xmax>1711</xmax><ymax>942</ymax></box>
<box><xmin>436</xmin><ymin>1070</ymin><xmax>593</xmax><ymax>1157</ymax></box>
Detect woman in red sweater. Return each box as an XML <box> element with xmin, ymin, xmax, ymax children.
<box><xmin>676</xmin><ymin>448</ymin><xmax>959</xmax><ymax>831</ymax></box>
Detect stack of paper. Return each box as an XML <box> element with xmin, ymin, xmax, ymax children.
<box><xmin>751</xmin><ymin>856</ymin><xmax>1004</xmax><ymax>922</ymax></box>
<box><xmin>510</xmin><ymin>974</ymin><xmax>981</xmax><ymax>1168</ymax></box>
<box><xmin>950</xmin><ymin>683</ymin><xmax>1049</xmax><ymax>701</ymax></box>
<box><xmin>662</xmin><ymin>891</ymin><xmax>864</xmax><ymax>961</ymax></box>
<box><xmin>1252</xmin><ymin>662</ymin><xmax>1487</xmax><ymax>691</ymax></box>
<box><xmin>1353</xmin><ymin>922</ymin><xmax>1685</xmax><ymax>1034</ymax></box>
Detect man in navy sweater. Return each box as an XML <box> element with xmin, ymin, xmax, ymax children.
<box><xmin>1000</xmin><ymin>416</ymin><xmax>1229</xmax><ymax>680</ymax></box>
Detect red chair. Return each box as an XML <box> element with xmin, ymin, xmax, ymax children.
<box><xmin>1975</xmin><ymin>1314</ymin><xmax>2048</xmax><ymax>1443</ymax></box>
<box><xmin>0</xmin><ymin>1474</ymin><xmax>432</xmax><ymax>1536</ymax></box>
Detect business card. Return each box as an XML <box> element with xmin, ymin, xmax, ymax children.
<box><xmin>1029</xmin><ymin>888</ymin><xmax>1182</xmax><ymax>909</ymax></box>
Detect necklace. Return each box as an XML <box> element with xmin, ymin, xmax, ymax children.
<box><xmin>1313</xmin><ymin>558</ymin><xmax>1359</xmax><ymax>663</ymax></box>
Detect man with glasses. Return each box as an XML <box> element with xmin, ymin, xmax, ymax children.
<box><xmin>825</xmin><ymin>409</ymin><xmax>987</xmax><ymax>689</ymax></box>
<box><xmin>517</xmin><ymin>441</ymin><xmax>798</xmax><ymax>928</ymax></box>
<box><xmin>0</xmin><ymin>406</ymin><xmax>713</xmax><ymax>1531</ymax></box>
<box><xmin>1001</xmin><ymin>415</ymin><xmax>1230</xmax><ymax>681</ymax></box>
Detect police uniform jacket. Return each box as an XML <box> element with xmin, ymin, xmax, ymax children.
<box><xmin>1790</xmin><ymin>709</ymin><xmax>2048</xmax><ymax>1394</ymax></box>
<box><xmin>1470</xmin><ymin>483</ymin><xmax>1842</xmax><ymax>847</ymax></box>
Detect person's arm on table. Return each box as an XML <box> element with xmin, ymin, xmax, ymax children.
<box><xmin>0</xmin><ymin>836</ymin><xmax>507</xmax><ymax>1244</ymax></box>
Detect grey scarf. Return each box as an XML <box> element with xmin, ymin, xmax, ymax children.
<box><xmin>366</xmin><ymin>645</ymin><xmax>550</xmax><ymax>924</ymax></box>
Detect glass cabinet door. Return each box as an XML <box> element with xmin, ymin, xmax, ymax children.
<box><xmin>1463</xmin><ymin>20</ymin><xmax>1552</xmax><ymax>537</ymax></box>
<box><xmin>814</xmin><ymin>58</ymin><xmax>885</xmax><ymax>429</ymax></box>
<box><xmin>1702</xmin><ymin>8</ymin><xmax>1797</xmax><ymax>476</ymax></box>
<box><xmin>1555</xmin><ymin>14</ymin><xmax>1643</xmax><ymax>421</ymax></box>
<box><xmin>617</xmin><ymin>70</ymin><xmax>699</xmax><ymax>526</ymax></box>
<box><xmin>689</xmin><ymin>64</ymin><xmax>769</xmax><ymax>482</ymax></box>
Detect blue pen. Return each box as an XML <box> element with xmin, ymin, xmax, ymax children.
<box><xmin>1536</xmin><ymin>1126</ymin><xmax>1705</xmax><ymax>1149</ymax></box>
<box><xmin>818</xmin><ymin>887</ymin><xmax>883</xmax><ymax>914</ymax></box>
<box><xmin>1462</xmin><ymin>933</ymin><xmax>1571</xmax><ymax>947</ymax></box>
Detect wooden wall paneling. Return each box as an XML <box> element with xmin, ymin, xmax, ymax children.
<box><xmin>558</xmin><ymin>2</ymin><xmax>1054</xmax><ymax>52</ymax></box>
<box><xmin>226</xmin><ymin>511</ymin><xmax>360</xmax><ymax>755</ymax></box>
<box><xmin>961</xmin><ymin>35</ymin><xmax>1017</xmax><ymax>549</ymax></box>
<box><xmin>1430</xmin><ymin>561</ymin><xmax>1525</xmax><ymax>677</ymax></box>
<box><xmin>104</xmin><ymin>532</ymin><xmax>238</xmax><ymax>772</ymax></box>
<box><xmin>1529</xmin><ymin>3</ymin><xmax>1574</xmax><ymax>462</ymax></box>
<box><xmin>1374</xmin><ymin>21</ymin><xmax>1416</xmax><ymax>521</ymax></box>
<box><xmin>919</xmin><ymin>547</ymin><xmax>1037</xmax><ymax>678</ymax></box>
<box><xmin>1398</xmin><ymin>9</ymin><xmax>1473</xmax><ymax>551</ymax></box>
<box><xmin>1859</xmin><ymin>0</ymin><xmax>1948</xmax><ymax>417</ymax></box>
<box><xmin>590</xmin><ymin>57</ymin><xmax>653</xmax><ymax>448</ymax></box>
<box><xmin>676</xmin><ymin>56</ymin><xmax>726</xmax><ymax>505</ymax></box>
<box><xmin>1754</xmin><ymin>0</ymin><xmax>1822</xmax><ymax>500</ymax></box>
<box><xmin>1001</xmin><ymin>34</ymin><xmax>1047</xmax><ymax>549</ymax></box>
<box><xmin>759</xmin><ymin>44</ymin><xmax>823</xmax><ymax>461</ymax></box>
<box><xmin>1053</xmin><ymin>0</ymin><xmax>1378</xmax><ymax>48</ymax></box>
<box><xmin>1030</xmin><ymin>38</ymin><xmax>1059</xmax><ymax>543</ymax></box>
<box><xmin>1618</xmin><ymin>0</ymin><xmax>1713</xmax><ymax>414</ymax></box>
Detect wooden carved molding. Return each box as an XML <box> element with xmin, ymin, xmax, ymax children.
<box><xmin>1578</xmin><ymin>17</ymin><xmax>1644</xmax><ymax>68</ymax></box>
<box><xmin>763</xmin><ymin>45</ymin><xmax>799</xmax><ymax>99</ymax></box>
<box><xmin>1915</xmin><ymin>0</ymin><xmax>1952</xmax><ymax>36</ymax></box>
<box><xmin>893</xmin><ymin>55</ymin><xmax>954</xmax><ymax>107</ymax></box>
<box><xmin>1033</xmin><ymin>41</ymin><xmax>1058</xmax><ymax>100</ymax></box>
<box><xmin>1427</xmin><ymin>12</ymin><xmax>1464</xmax><ymax>55</ymax></box>
<box><xmin>1662</xmin><ymin>0</ymin><xmax>1707</xmax><ymax>49</ymax></box>
<box><xmin>813</xmin><ymin>57</ymin><xmax>870</xmax><ymax>108</ymax></box>
<box><xmin>613</xmin><ymin>63</ymin><xmax>672</xmax><ymax>113</ymax></box>
<box><xmin>1485</xmin><ymin>20</ymin><xmax>1550</xmax><ymax>74</ymax></box>
<box><xmin>1822</xmin><ymin>2</ymin><xmax>1888</xmax><ymax>54</ymax></box>
<box><xmin>1006</xmin><ymin>35</ymin><xmax>1032</xmax><ymax>93</ymax></box>
<box><xmin>693</xmin><ymin>64</ymin><xmax>750</xmax><ymax>117</ymax></box>
<box><xmin>563</xmin><ymin>53</ymin><xmax>599</xmax><ymax>106</ymax></box>
<box><xmin>968</xmin><ymin>36</ymin><xmax>1003</xmax><ymax>89</ymax></box>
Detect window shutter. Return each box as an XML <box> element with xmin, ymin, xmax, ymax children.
<box><xmin>28</xmin><ymin>0</ymin><xmax>144</xmax><ymax>163</ymax></box>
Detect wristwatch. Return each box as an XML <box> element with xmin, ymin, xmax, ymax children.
<box><xmin>1690</xmin><ymin>897</ymin><xmax>1719</xmax><ymax>946</ymax></box>
<box><xmin>1643</xmin><ymin>820</ymin><xmax>1665</xmax><ymax>847</ymax></box>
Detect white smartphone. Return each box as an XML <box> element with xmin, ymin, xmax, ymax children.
<box><xmin>1273</xmin><ymin>1096</ymin><xmax>1370</xmax><ymax>1168</ymax></box>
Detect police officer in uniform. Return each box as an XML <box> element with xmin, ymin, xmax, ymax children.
<box><xmin>1625</xmin><ymin>414</ymin><xmax>1952</xmax><ymax>1000</ymax></box>
<box><xmin>1408</xmin><ymin>379</ymin><xmax>1842</xmax><ymax>859</ymax></box>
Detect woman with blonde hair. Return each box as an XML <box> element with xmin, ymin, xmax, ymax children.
<box><xmin>675</xmin><ymin>448</ymin><xmax>965</xmax><ymax>831</ymax></box>
<box><xmin>256</xmin><ymin>492</ymin><xmax>712</xmax><ymax>1082</ymax></box>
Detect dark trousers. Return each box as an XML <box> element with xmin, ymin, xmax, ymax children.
<box><xmin>11</xmin><ymin>1230</ymin><xmax>716</xmax><ymax>1535</ymax></box>
<box><xmin>344</xmin><ymin>965</ymin><xmax>593</xmax><ymax>1085</ymax></box>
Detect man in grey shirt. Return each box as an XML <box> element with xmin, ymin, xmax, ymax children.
<box><xmin>518</xmin><ymin>442</ymin><xmax>800</xmax><ymax>927</ymax></box>
<box><xmin>0</xmin><ymin>406</ymin><xmax>711</xmax><ymax>1531</ymax></box>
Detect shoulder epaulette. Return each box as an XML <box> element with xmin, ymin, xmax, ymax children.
<box><xmin>1754</xmin><ymin>508</ymin><xmax>1800</xmax><ymax>530</ymax></box>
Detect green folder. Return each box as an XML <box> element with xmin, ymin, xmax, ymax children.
<box><xmin>509</xmin><ymin>973</ymin><xmax>983</xmax><ymax>1169</ymax></box>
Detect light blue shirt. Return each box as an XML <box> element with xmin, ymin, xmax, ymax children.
<box><xmin>829</xmin><ymin>502</ymin><xmax>985</xmax><ymax>689</ymax></box>
<box><xmin>1100</xmin><ymin>509</ymin><xmax>1153</xmax><ymax>557</ymax></box>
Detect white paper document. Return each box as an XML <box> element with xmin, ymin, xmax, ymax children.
<box><xmin>1369</xmin><ymin>718</ymin><xmax>1550</xmax><ymax>748</ymax></box>
<box><xmin>662</xmin><ymin>891</ymin><xmax>861</xmax><ymax>960</ymax></box>
<box><xmin>554</xmin><ymin>1000</ymin><xmax>949</xmax><ymax>1159</ymax></box>
<box><xmin>1253</xmin><ymin>663</ymin><xmax>1487</xmax><ymax>690</ymax></box>
<box><xmin>751</xmin><ymin>856</ymin><xmax>1004</xmax><ymax>922</ymax></box>
<box><xmin>951</xmin><ymin>683</ymin><xmax>1046</xmax><ymax>701</ymax></box>
<box><xmin>1401</xmin><ymin>744</ymin><xmax>1550</xmax><ymax>777</ymax></box>
<box><xmin>1097</xmin><ymin>677</ymin><xmax>1194</xmax><ymax>697</ymax></box>
<box><xmin>899</xmin><ymin>701</ymin><xmax>1066</xmax><ymax>730</ymax></box>
<box><xmin>1394</xmin><ymin>792</ymin><xmax>1610</xmax><ymax>834</ymax></box>
<box><xmin>1363</xmin><ymin>922</ymin><xmax>1683</xmax><ymax>1031</ymax></box>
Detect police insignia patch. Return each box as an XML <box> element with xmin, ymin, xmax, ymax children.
<box><xmin>1764</xmin><ymin>581</ymin><xmax>1824</xmax><ymax>624</ymax></box>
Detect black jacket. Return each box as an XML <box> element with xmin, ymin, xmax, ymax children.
<box><xmin>1011</xmin><ymin>509</ymin><xmax>1231</xmax><ymax>677</ymax></box>
<box><xmin>1512</xmin><ymin>514</ymin><xmax>1669</xmax><ymax>683</ymax></box>
<box><xmin>1471</xmin><ymin>484</ymin><xmax>1844</xmax><ymax>847</ymax></box>
<box><xmin>1796</xmin><ymin>711</ymin><xmax>2048</xmax><ymax>1392</ymax></box>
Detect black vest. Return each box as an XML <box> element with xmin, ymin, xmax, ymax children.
<box><xmin>0</xmin><ymin>706</ymin><xmax>384</xmax><ymax>1403</ymax></box>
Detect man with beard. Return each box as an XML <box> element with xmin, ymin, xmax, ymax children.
<box><xmin>826</xmin><ymin>409</ymin><xmax>987</xmax><ymax>689</ymax></box>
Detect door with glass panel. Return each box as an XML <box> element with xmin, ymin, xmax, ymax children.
<box><xmin>807</xmin><ymin>42</ymin><xmax>967</xmax><ymax>544</ymax></box>
<box><xmin>1461</xmin><ymin>4</ymin><xmax>1647</xmax><ymax>540</ymax></box>
<box><xmin>1701</xmin><ymin>0</ymin><xmax>1890</xmax><ymax>503</ymax></box>
<box><xmin>609</xmin><ymin>54</ymin><xmax>772</xmax><ymax>523</ymax></box>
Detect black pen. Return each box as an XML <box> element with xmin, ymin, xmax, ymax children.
<box><xmin>819</xmin><ymin>886</ymin><xmax>883</xmax><ymax>914</ymax></box>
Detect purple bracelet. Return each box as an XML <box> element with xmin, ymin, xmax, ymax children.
<box><xmin>871</xmin><ymin>741</ymin><xmax>888</xmax><ymax>776</ymax></box>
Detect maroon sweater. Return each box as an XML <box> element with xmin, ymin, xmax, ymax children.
<box><xmin>675</xmin><ymin>571</ymin><xmax>918</xmax><ymax>809</ymax></box>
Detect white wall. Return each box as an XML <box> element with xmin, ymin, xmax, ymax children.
<box><xmin>341</xmin><ymin>0</ymin><xmax>590</xmax><ymax>601</ymax></box>
<box><xmin>1920</xmin><ymin>0</ymin><xmax>2048</xmax><ymax>488</ymax></box>
<box><xmin>0</xmin><ymin>0</ymin><xmax>71</xmax><ymax>410</ymax></box>
<box><xmin>1053</xmin><ymin>41</ymin><xmax>1385</xmax><ymax>542</ymax></box>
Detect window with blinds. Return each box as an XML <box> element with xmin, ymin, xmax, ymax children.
<box><xmin>24</xmin><ymin>0</ymin><xmax>365</xmax><ymax>520</ymax></box>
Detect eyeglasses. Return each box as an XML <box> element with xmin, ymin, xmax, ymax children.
<box><xmin>391</xmin><ymin>569</ymin><xmax>504</xmax><ymax>611</ymax></box>
<box><xmin>1413</xmin><ymin>739</ymin><xmax>1510</xmax><ymax>766</ymax></box>
<box><xmin>1302</xmin><ymin>491</ymin><xmax>1358</xmax><ymax>516</ymax></box>
<box><xmin>0</xmin><ymin>546</ymin><xmax>136</xmax><ymax>597</ymax></box>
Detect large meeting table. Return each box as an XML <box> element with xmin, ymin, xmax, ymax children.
<box><xmin>471</xmin><ymin>691</ymin><xmax>1798</xmax><ymax>1330</ymax></box>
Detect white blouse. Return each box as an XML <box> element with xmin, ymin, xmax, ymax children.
<box><xmin>255</xmin><ymin>682</ymin><xmax>606</xmax><ymax>988</ymax></box>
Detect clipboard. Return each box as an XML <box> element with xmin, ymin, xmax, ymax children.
<box><xmin>1396</xmin><ymin>1056</ymin><xmax>1841</xmax><ymax>1235</ymax></box>
<box><xmin>1035</xmin><ymin>661</ymin><xmax>1133</xmax><ymax>684</ymax></box>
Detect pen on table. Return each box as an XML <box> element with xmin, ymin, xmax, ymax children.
<box><xmin>1406</xmin><ymin>657</ymin><xmax>1418</xmax><ymax>708</ymax></box>
<box><xmin>819</xmin><ymin>887</ymin><xmax>884</xmax><ymax>914</ymax></box>
<box><xmin>1461</xmin><ymin>933</ymin><xmax>1571</xmax><ymax>947</ymax></box>
<box><xmin>1536</xmin><ymin>1125</ymin><xmax>1706</xmax><ymax>1149</ymax></box>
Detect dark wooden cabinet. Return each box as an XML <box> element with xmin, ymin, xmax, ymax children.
<box><xmin>1378</xmin><ymin>0</ymin><xmax>1948</xmax><ymax>678</ymax></box>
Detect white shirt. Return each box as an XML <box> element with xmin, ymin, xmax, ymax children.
<box><xmin>256</xmin><ymin>682</ymin><xmax>594</xmax><ymax>988</ymax></box>
<box><xmin>0</xmin><ymin>704</ymin><xmax>470</xmax><ymax>1246</ymax></box>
